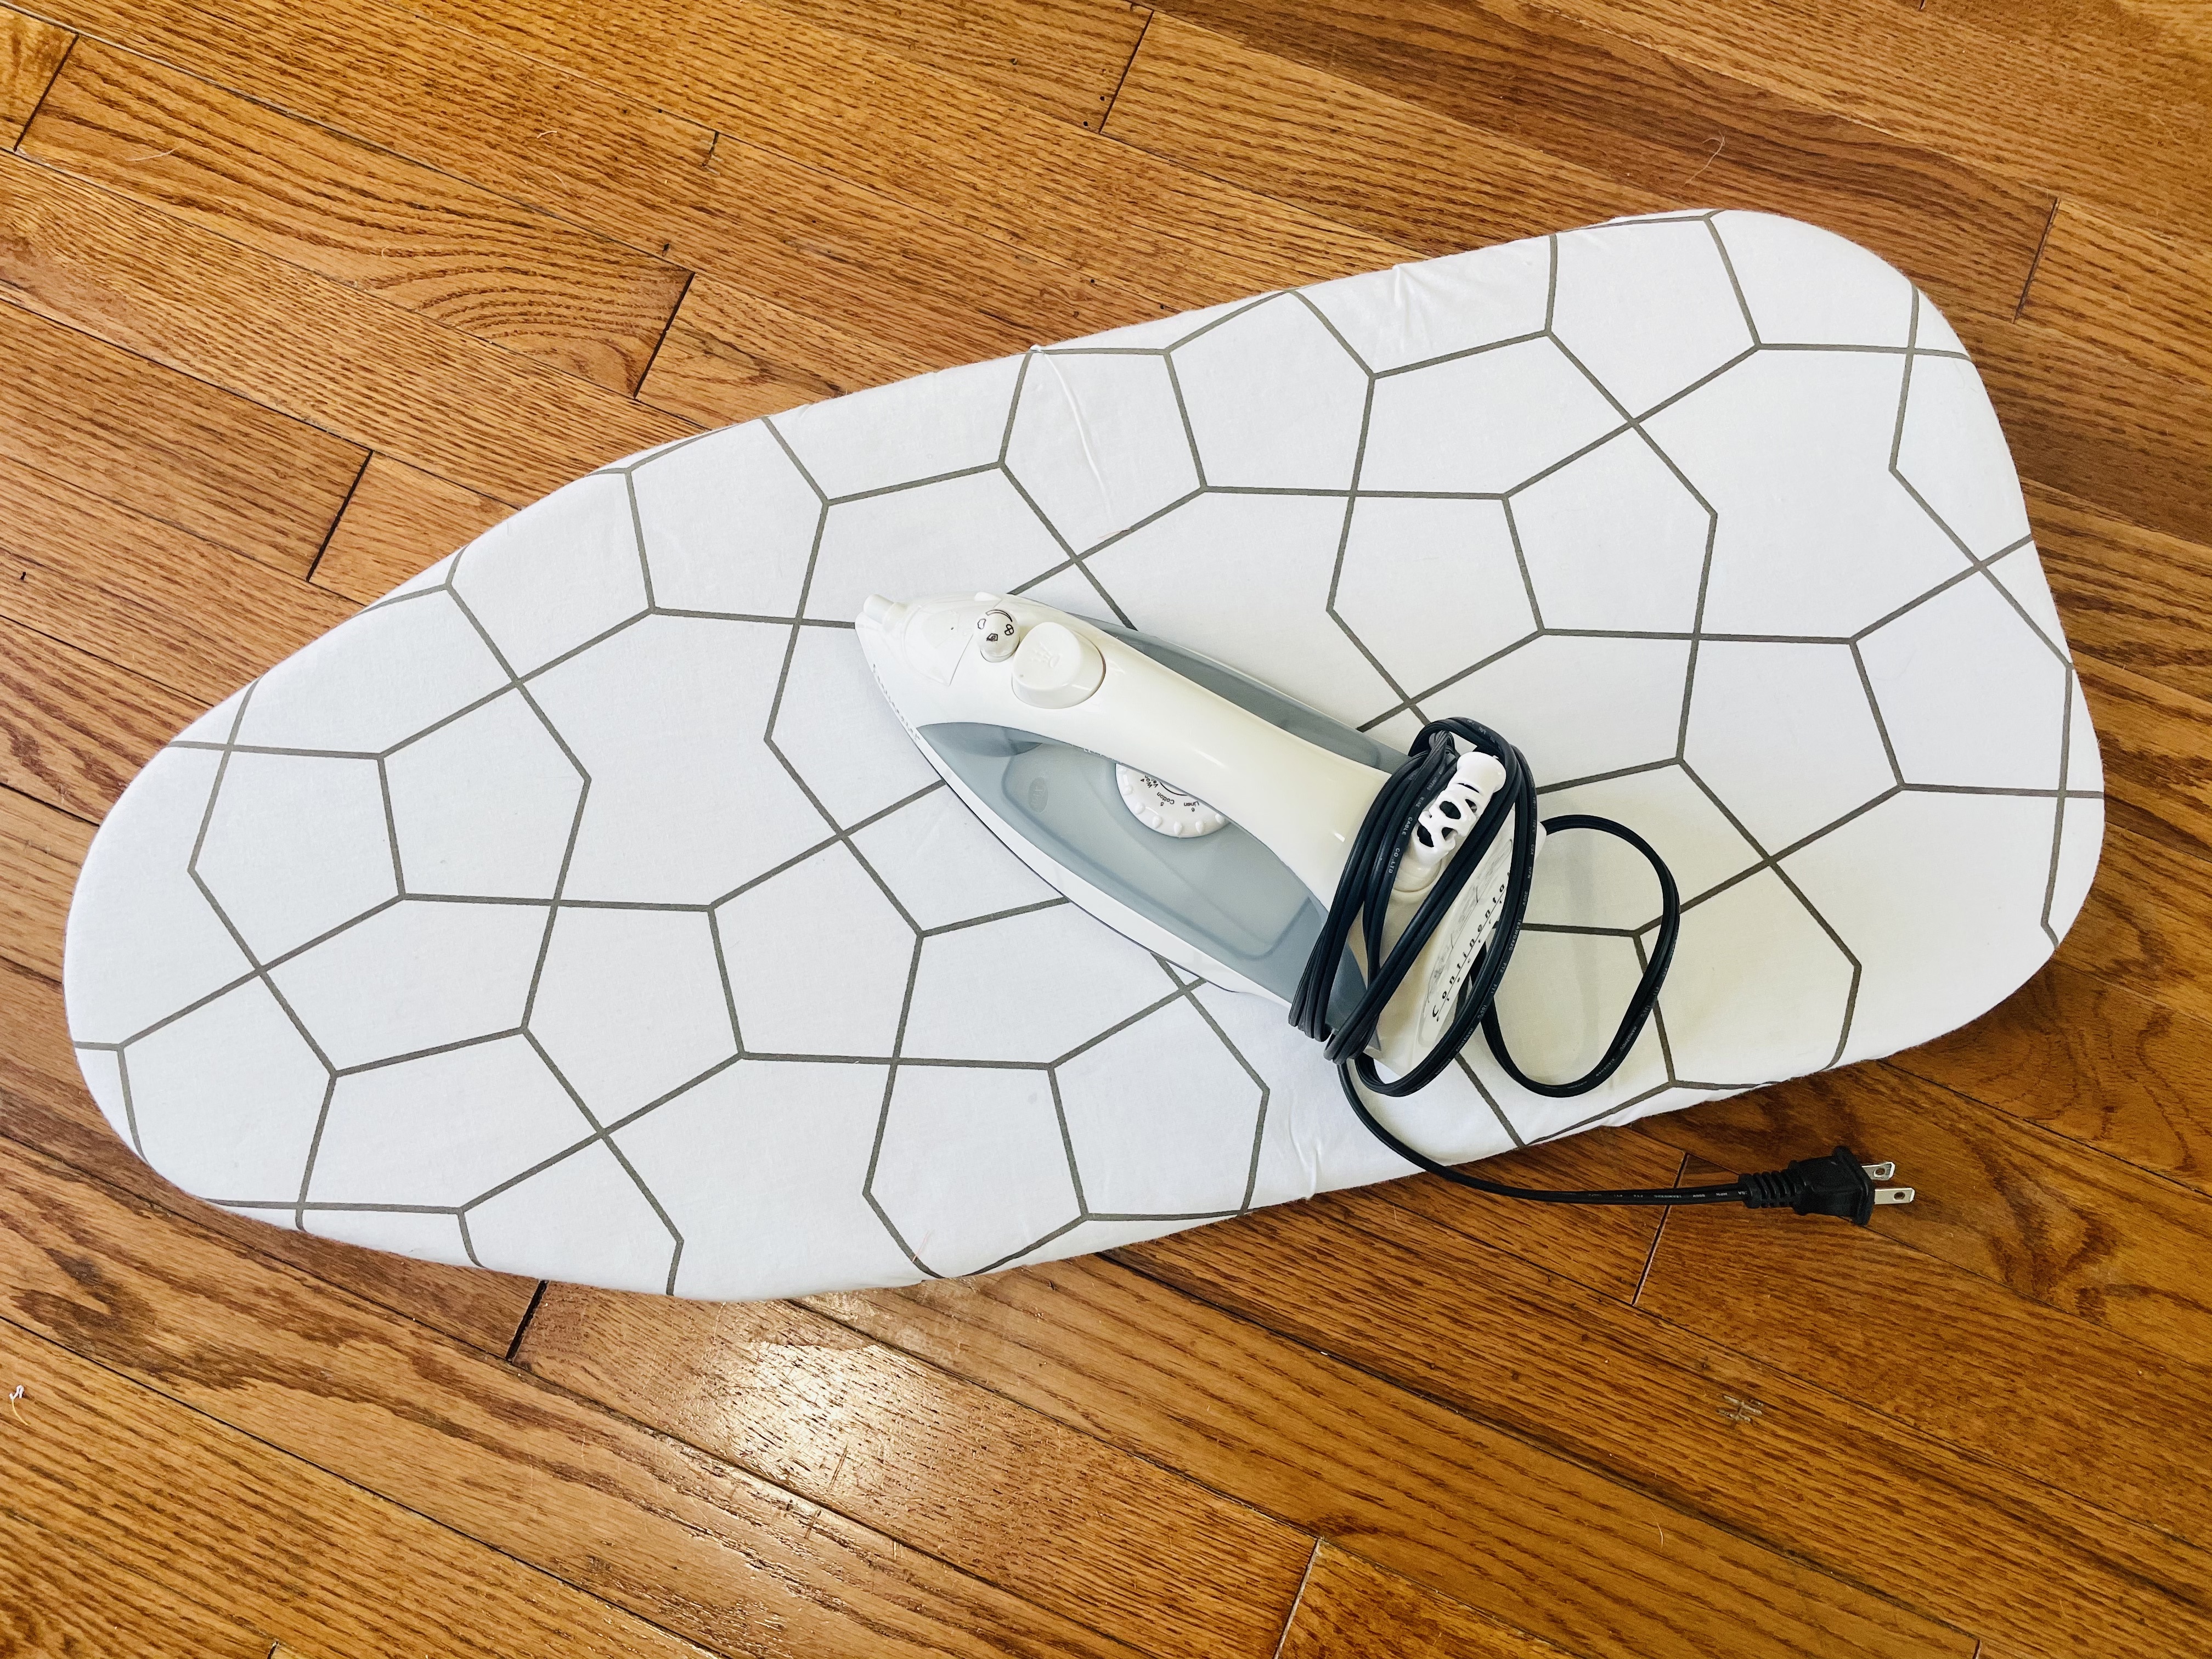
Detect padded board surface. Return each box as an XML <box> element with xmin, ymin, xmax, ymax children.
<box><xmin>63</xmin><ymin>212</ymin><xmax>2102</xmax><ymax>1299</ymax></box>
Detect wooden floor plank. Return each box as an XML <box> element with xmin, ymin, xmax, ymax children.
<box><xmin>0</xmin><ymin>452</ymin><xmax>355</xmax><ymax>704</ymax></box>
<box><xmin>0</xmin><ymin>298</ymin><xmax>363</xmax><ymax>575</ymax></box>
<box><xmin>518</xmin><ymin>1289</ymin><xmax>1313</xmax><ymax>1659</ymax></box>
<box><xmin>1119</xmin><ymin>1195</ymin><xmax>2210</xmax><ymax>1659</ymax></box>
<box><xmin>2033</xmin><ymin>482</ymin><xmax>2212</xmax><ymax>707</ymax></box>
<box><xmin>36</xmin><ymin>0</ymin><xmax>1150</xmax><ymax>364</ymax></box>
<box><xmin>0</xmin><ymin>1313</ymin><xmax>716</xmax><ymax>1659</ymax></box>
<box><xmin>395</xmin><ymin>0</ymin><xmax>1412</xmax><ymax>306</ymax></box>
<box><xmin>2023</xmin><ymin>202</ymin><xmax>2212</xmax><ymax>391</ymax></box>
<box><xmin>1894</xmin><ymin>960</ymin><xmax>2212</xmax><ymax>1200</ymax></box>
<box><xmin>0</xmin><ymin>1502</ymin><xmax>276</xmax><ymax>1659</ymax></box>
<box><xmin>0</xmin><ymin>612</ymin><xmax>195</xmax><ymax>821</ymax></box>
<box><xmin>1277</xmin><ymin>1545</ymin><xmax>1576</xmax><ymax>1659</ymax></box>
<box><xmin>810</xmin><ymin>1255</ymin><xmax>1960</xmax><ymax>1659</ymax></box>
<box><xmin>1365</xmin><ymin>1127</ymin><xmax>1683</xmax><ymax>1303</ymax></box>
<box><xmin>312</xmin><ymin>455</ymin><xmax>513</xmax><ymax>605</ymax></box>
<box><xmin>0</xmin><ymin>4</ymin><xmax>71</xmax><ymax>147</ymax></box>
<box><xmin>2078</xmin><ymin>653</ymin><xmax>2212</xmax><ymax>860</ymax></box>
<box><xmin>0</xmin><ymin>785</ymin><xmax>88</xmax><ymax>979</ymax></box>
<box><xmin>2062</xmin><ymin>826</ymin><xmax>2212</xmax><ymax>1029</ymax></box>
<box><xmin>754</xmin><ymin>0</ymin><xmax>1149</xmax><ymax>128</ymax></box>
<box><xmin>572</xmin><ymin>133</ymin><xmax>1155</xmax><ymax>364</ymax></box>
<box><xmin>1955</xmin><ymin>307</ymin><xmax>2212</xmax><ymax>551</ymax></box>
<box><xmin>1638</xmin><ymin>1061</ymin><xmax>2212</xmax><ymax>1375</ymax></box>
<box><xmin>637</xmin><ymin>275</ymin><xmax>936</xmax><ymax>428</ymax></box>
<box><xmin>1105</xmin><ymin>0</ymin><xmax>2052</xmax><ymax>317</ymax></box>
<box><xmin>1636</xmin><ymin>1143</ymin><xmax>2212</xmax><ymax>1544</ymax></box>
<box><xmin>22</xmin><ymin>41</ymin><xmax>691</xmax><ymax>394</ymax></box>
<box><xmin>1541</xmin><ymin>0</ymin><xmax>2212</xmax><ymax>239</ymax></box>
<box><xmin>36</xmin><ymin>0</ymin><xmax>719</xmax><ymax>211</ymax></box>
<box><xmin>0</xmin><ymin>1134</ymin><xmax>1170</xmax><ymax>1659</ymax></box>
<box><xmin>0</xmin><ymin>951</ymin><xmax>542</xmax><ymax>1354</ymax></box>
<box><xmin>0</xmin><ymin>151</ymin><xmax>691</xmax><ymax>505</ymax></box>
<box><xmin>1104</xmin><ymin>14</ymin><xmax>1648</xmax><ymax>256</ymax></box>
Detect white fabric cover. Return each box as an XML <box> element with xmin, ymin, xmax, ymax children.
<box><xmin>62</xmin><ymin>212</ymin><xmax>2102</xmax><ymax>1299</ymax></box>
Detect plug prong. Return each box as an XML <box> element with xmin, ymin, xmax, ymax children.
<box><xmin>1873</xmin><ymin>1186</ymin><xmax>1915</xmax><ymax>1206</ymax></box>
<box><xmin>1861</xmin><ymin>1161</ymin><xmax>1895</xmax><ymax>1180</ymax></box>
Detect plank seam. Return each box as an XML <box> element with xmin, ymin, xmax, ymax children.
<box><xmin>1268</xmin><ymin>1537</ymin><xmax>1321</xmax><ymax>1659</ymax></box>
<box><xmin>633</xmin><ymin>269</ymin><xmax>697</xmax><ymax>400</ymax></box>
<box><xmin>2015</xmin><ymin>199</ymin><xmax>2061</xmax><ymax>319</ymax></box>
<box><xmin>302</xmin><ymin>450</ymin><xmax>373</xmax><ymax>585</ymax></box>
<box><xmin>504</xmin><ymin>1279</ymin><xmax>550</xmax><ymax>1363</ymax></box>
<box><xmin>1094</xmin><ymin>7</ymin><xmax>1152</xmax><ymax>134</ymax></box>
<box><xmin>9</xmin><ymin>29</ymin><xmax>75</xmax><ymax>155</ymax></box>
<box><xmin>1631</xmin><ymin>1150</ymin><xmax>1688</xmax><ymax>1306</ymax></box>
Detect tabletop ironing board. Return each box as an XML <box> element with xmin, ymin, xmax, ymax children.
<box><xmin>63</xmin><ymin>210</ymin><xmax>2101</xmax><ymax>1300</ymax></box>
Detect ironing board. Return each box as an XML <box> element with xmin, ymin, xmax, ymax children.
<box><xmin>61</xmin><ymin>211</ymin><xmax>2102</xmax><ymax>1300</ymax></box>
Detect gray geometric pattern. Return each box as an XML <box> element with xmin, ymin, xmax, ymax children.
<box><xmin>64</xmin><ymin>210</ymin><xmax>2102</xmax><ymax>1300</ymax></box>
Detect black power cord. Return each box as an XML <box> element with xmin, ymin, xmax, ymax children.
<box><xmin>1290</xmin><ymin>717</ymin><xmax>1908</xmax><ymax>1223</ymax></box>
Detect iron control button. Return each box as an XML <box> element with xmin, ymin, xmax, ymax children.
<box><xmin>1011</xmin><ymin>620</ymin><xmax>1105</xmax><ymax>708</ymax></box>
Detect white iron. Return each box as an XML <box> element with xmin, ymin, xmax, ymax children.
<box><xmin>856</xmin><ymin>590</ymin><xmax>1533</xmax><ymax>1075</ymax></box>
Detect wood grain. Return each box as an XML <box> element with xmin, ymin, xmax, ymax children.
<box><xmin>638</xmin><ymin>274</ymin><xmax>938</xmax><ymax>427</ymax></box>
<box><xmin>810</xmin><ymin>1256</ymin><xmax>1955</xmax><ymax>1659</ymax></box>
<box><xmin>1120</xmin><ymin>1197</ymin><xmax>2209</xmax><ymax>1658</ymax></box>
<box><xmin>0</xmin><ymin>784</ymin><xmax>88</xmax><ymax>978</ymax></box>
<box><xmin>23</xmin><ymin>42</ymin><xmax>690</xmax><ymax>393</ymax></box>
<box><xmin>2078</xmin><ymin>653</ymin><xmax>2212</xmax><ymax>859</ymax></box>
<box><xmin>583</xmin><ymin>134</ymin><xmax>1154</xmax><ymax>365</ymax></box>
<box><xmin>1640</xmin><ymin>1062</ymin><xmax>2212</xmax><ymax>1375</ymax></box>
<box><xmin>0</xmin><ymin>151</ymin><xmax>692</xmax><ymax>503</ymax></box>
<box><xmin>1367</xmin><ymin>1127</ymin><xmax>1683</xmax><ymax>1302</ymax></box>
<box><xmin>1638</xmin><ymin>1145</ymin><xmax>2212</xmax><ymax>1543</ymax></box>
<box><xmin>0</xmin><ymin>1503</ymin><xmax>276</xmax><ymax>1659</ymax></box>
<box><xmin>34</xmin><ymin>0</ymin><xmax>1154</xmax><ymax>363</ymax></box>
<box><xmin>0</xmin><ymin>298</ymin><xmax>363</xmax><ymax>575</ymax></box>
<box><xmin>0</xmin><ymin>451</ymin><xmax>355</xmax><ymax>703</ymax></box>
<box><xmin>0</xmin><ymin>951</ymin><xmax>541</xmax><ymax>1354</ymax></box>
<box><xmin>0</xmin><ymin>4</ymin><xmax>70</xmax><ymax>148</ymax></box>
<box><xmin>0</xmin><ymin>1135</ymin><xmax>1166</xmax><ymax>1659</ymax></box>
<box><xmin>518</xmin><ymin>1287</ymin><xmax>1313</xmax><ymax>1659</ymax></box>
<box><xmin>2062</xmin><ymin>826</ymin><xmax>2212</xmax><ymax>1028</ymax></box>
<box><xmin>1105</xmin><ymin>13</ymin><xmax>1649</xmax><ymax>253</ymax></box>
<box><xmin>1277</xmin><ymin>1545</ymin><xmax>1572</xmax><ymax>1659</ymax></box>
<box><xmin>0</xmin><ymin>1312</ymin><xmax>717</xmax><ymax>1659</ymax></box>
<box><xmin>1957</xmin><ymin>307</ymin><xmax>2212</xmax><ymax>550</ymax></box>
<box><xmin>0</xmin><ymin>613</ymin><xmax>195</xmax><ymax>820</ymax></box>
<box><xmin>757</xmin><ymin>0</ymin><xmax>1149</xmax><ymax>128</ymax></box>
<box><xmin>1120</xmin><ymin>0</ymin><xmax>2053</xmax><ymax>317</ymax></box>
<box><xmin>34</xmin><ymin>0</ymin><xmax>719</xmax><ymax>210</ymax></box>
<box><xmin>2032</xmin><ymin>481</ymin><xmax>2212</xmax><ymax>705</ymax></box>
<box><xmin>2024</xmin><ymin>202</ymin><xmax>2212</xmax><ymax>391</ymax></box>
<box><xmin>1894</xmin><ymin>959</ymin><xmax>2212</xmax><ymax>1199</ymax></box>
<box><xmin>1535</xmin><ymin>0</ymin><xmax>2212</xmax><ymax>239</ymax></box>
<box><xmin>312</xmin><ymin>455</ymin><xmax>512</xmax><ymax>605</ymax></box>
<box><xmin>400</xmin><ymin>0</ymin><xmax>1410</xmax><ymax>305</ymax></box>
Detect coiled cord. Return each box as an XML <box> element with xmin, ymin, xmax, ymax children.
<box><xmin>1289</xmin><ymin>718</ymin><xmax>1744</xmax><ymax>1211</ymax></box>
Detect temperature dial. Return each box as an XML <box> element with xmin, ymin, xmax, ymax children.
<box><xmin>1116</xmin><ymin>765</ymin><xmax>1229</xmax><ymax>838</ymax></box>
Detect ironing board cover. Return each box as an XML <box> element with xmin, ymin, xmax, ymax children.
<box><xmin>62</xmin><ymin>212</ymin><xmax>2102</xmax><ymax>1299</ymax></box>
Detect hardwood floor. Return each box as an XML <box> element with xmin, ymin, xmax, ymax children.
<box><xmin>0</xmin><ymin>2</ymin><xmax>2204</xmax><ymax>1652</ymax></box>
